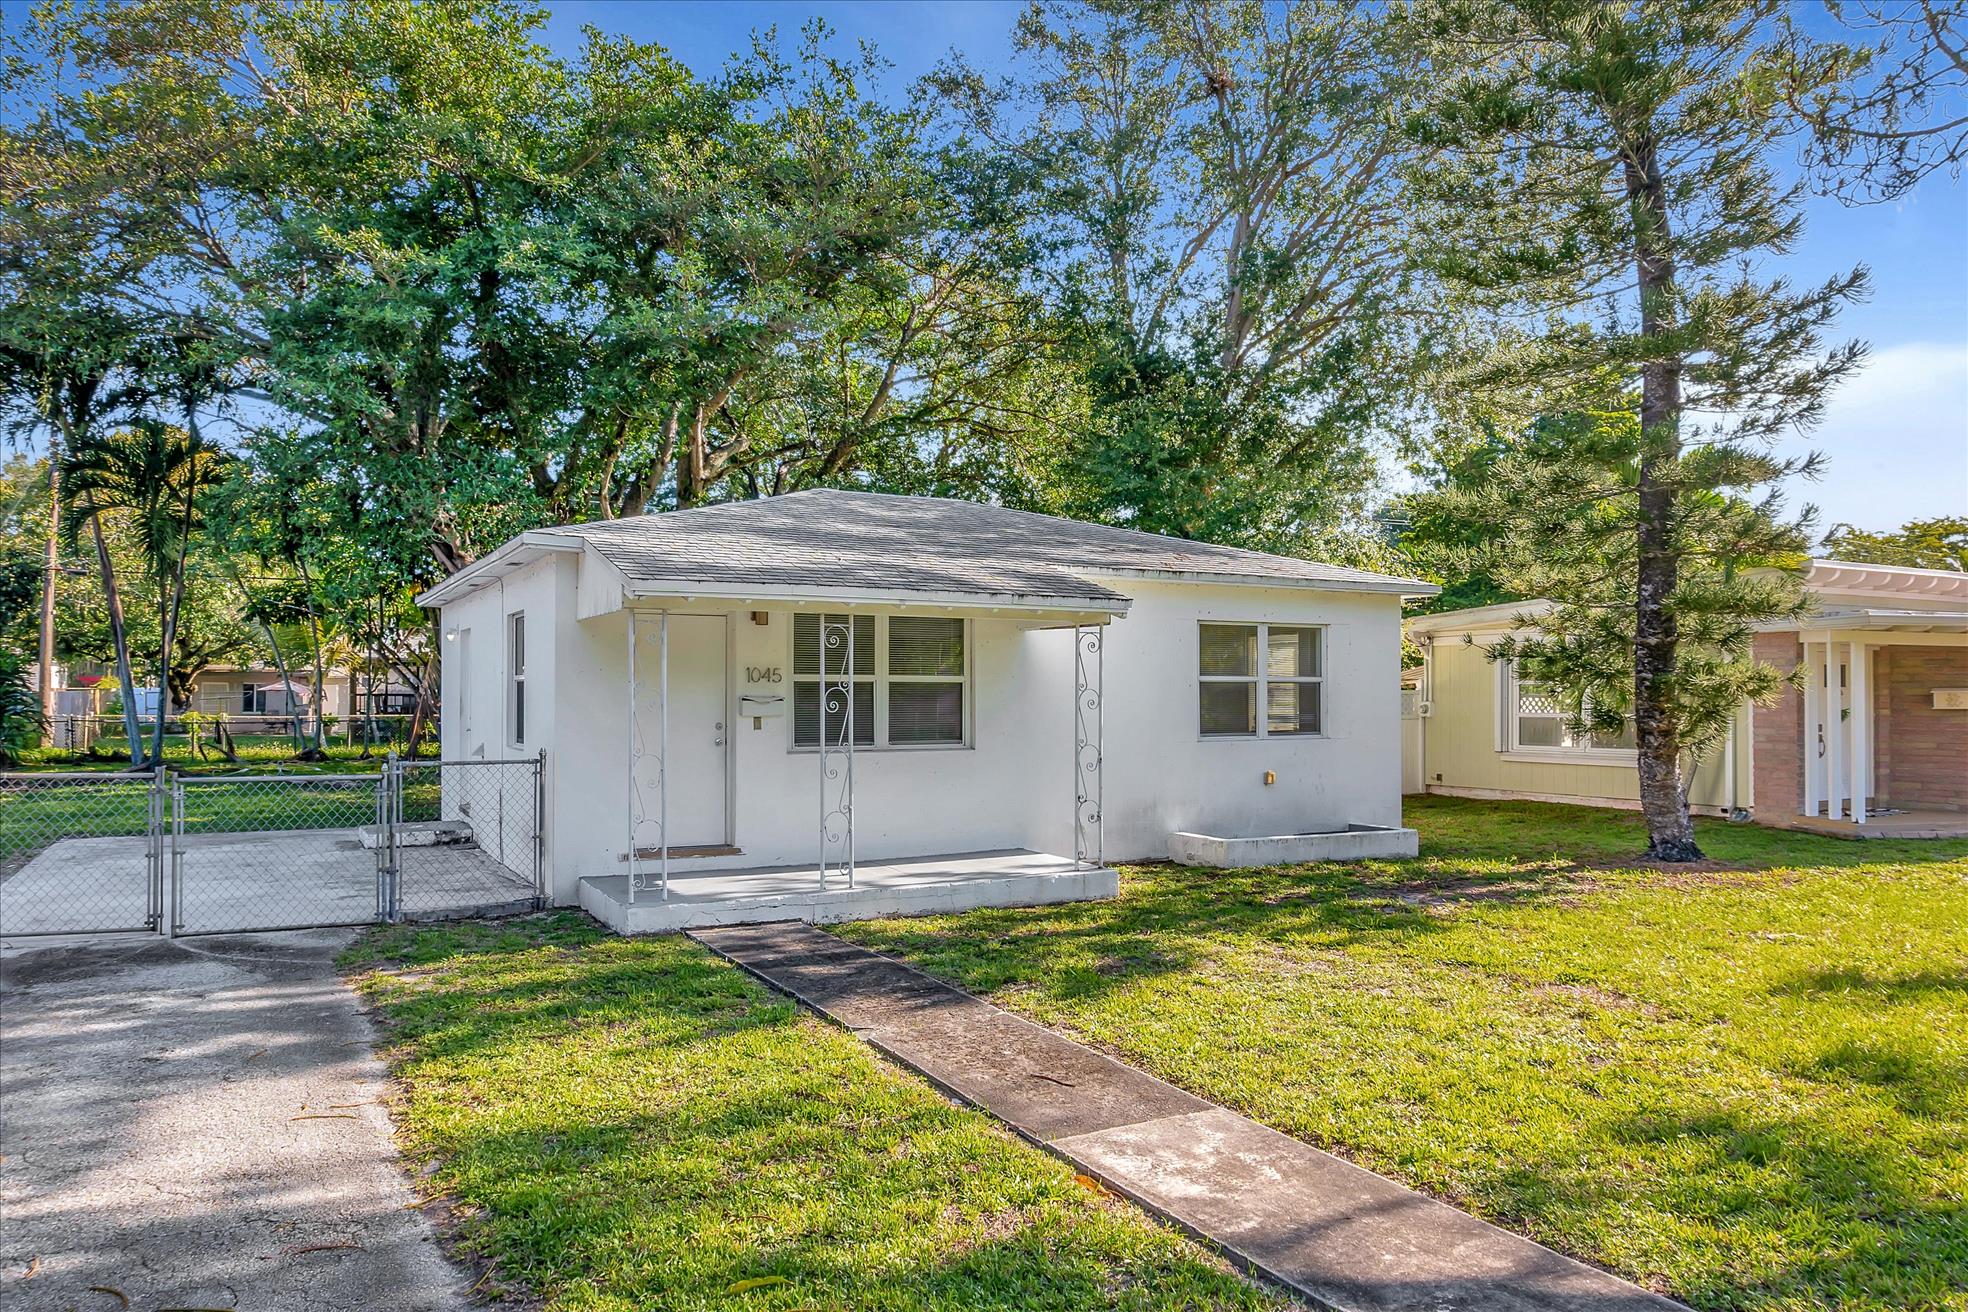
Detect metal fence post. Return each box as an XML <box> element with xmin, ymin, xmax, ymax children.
<box><xmin>383</xmin><ymin>751</ymin><xmax>401</xmax><ymax>923</ymax></box>
<box><xmin>167</xmin><ymin>774</ymin><xmax>184</xmax><ymax>939</ymax></box>
<box><xmin>146</xmin><ymin>769</ymin><xmax>164</xmax><ymax>932</ymax></box>
<box><xmin>534</xmin><ymin>749</ymin><xmax>547</xmax><ymax>909</ymax></box>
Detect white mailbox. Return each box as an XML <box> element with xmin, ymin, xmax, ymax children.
<box><xmin>739</xmin><ymin>694</ymin><xmax>785</xmax><ymax>727</ymax></box>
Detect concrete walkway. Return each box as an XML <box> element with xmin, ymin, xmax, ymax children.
<box><xmin>693</xmin><ymin>921</ymin><xmax>1687</xmax><ymax>1312</ymax></box>
<box><xmin>0</xmin><ymin>931</ymin><xmax>471</xmax><ymax>1312</ymax></box>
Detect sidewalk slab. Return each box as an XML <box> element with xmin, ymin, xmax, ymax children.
<box><xmin>692</xmin><ymin>920</ymin><xmax>1687</xmax><ymax>1312</ymax></box>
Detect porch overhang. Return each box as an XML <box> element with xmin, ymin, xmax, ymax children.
<box><xmin>1789</xmin><ymin>608</ymin><xmax>1968</xmax><ymax>638</ymax></box>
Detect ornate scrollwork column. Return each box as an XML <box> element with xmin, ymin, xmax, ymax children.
<box><xmin>819</xmin><ymin>614</ymin><xmax>855</xmax><ymax>888</ymax></box>
<box><xmin>1074</xmin><ymin>624</ymin><xmax>1104</xmax><ymax>868</ymax></box>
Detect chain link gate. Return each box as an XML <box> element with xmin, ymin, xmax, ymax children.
<box><xmin>0</xmin><ymin>773</ymin><xmax>164</xmax><ymax>935</ymax></box>
<box><xmin>2</xmin><ymin>756</ymin><xmax>543</xmax><ymax>938</ymax></box>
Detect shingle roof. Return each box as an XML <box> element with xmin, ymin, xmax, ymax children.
<box><xmin>545</xmin><ymin>490</ymin><xmax>1431</xmax><ymax>601</ymax></box>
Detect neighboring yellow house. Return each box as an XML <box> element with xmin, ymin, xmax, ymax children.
<box><xmin>1406</xmin><ymin>559</ymin><xmax>1968</xmax><ymax>837</ymax></box>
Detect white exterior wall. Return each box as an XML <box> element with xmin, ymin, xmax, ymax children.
<box><xmin>439</xmin><ymin>553</ymin><xmax>566</xmax><ymax>880</ymax></box>
<box><xmin>442</xmin><ymin>561</ymin><xmax>1409</xmax><ymax>906</ymax></box>
<box><xmin>1019</xmin><ymin>578</ymin><xmax>1406</xmax><ymax>861</ymax></box>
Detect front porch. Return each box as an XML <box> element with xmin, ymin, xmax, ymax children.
<box><xmin>578</xmin><ymin>849</ymin><xmax>1119</xmax><ymax>935</ymax></box>
<box><xmin>1791</xmin><ymin>610</ymin><xmax>1967</xmax><ymax>833</ymax></box>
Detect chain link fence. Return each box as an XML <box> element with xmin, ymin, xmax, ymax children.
<box><xmin>0</xmin><ymin>773</ymin><xmax>162</xmax><ymax>935</ymax></box>
<box><xmin>390</xmin><ymin>760</ymin><xmax>542</xmax><ymax>920</ymax></box>
<box><xmin>1</xmin><ymin>755</ymin><xmax>542</xmax><ymax>938</ymax></box>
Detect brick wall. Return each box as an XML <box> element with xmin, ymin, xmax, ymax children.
<box><xmin>1875</xmin><ymin>644</ymin><xmax>1968</xmax><ymax>813</ymax></box>
<box><xmin>1753</xmin><ymin>632</ymin><xmax>1803</xmax><ymax>818</ymax></box>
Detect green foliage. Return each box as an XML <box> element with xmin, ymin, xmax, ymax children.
<box><xmin>8</xmin><ymin>0</ymin><xmax>1073</xmax><ymax>614</ymax></box>
<box><xmin>0</xmin><ymin>649</ymin><xmax>41</xmax><ymax>763</ymax></box>
<box><xmin>936</xmin><ymin>1</ymin><xmax>1428</xmax><ymax>554</ymax></box>
<box><xmin>1771</xmin><ymin>2</ymin><xmax>1968</xmax><ymax>203</ymax></box>
<box><xmin>1823</xmin><ymin>516</ymin><xmax>1968</xmax><ymax>573</ymax></box>
<box><xmin>1414</xmin><ymin>410</ymin><xmax>1815</xmax><ymax>761</ymax></box>
<box><xmin>843</xmin><ymin>796</ymin><xmax>1968</xmax><ymax>1312</ymax></box>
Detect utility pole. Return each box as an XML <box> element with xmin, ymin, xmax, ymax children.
<box><xmin>37</xmin><ymin>441</ymin><xmax>59</xmax><ymax>741</ymax></box>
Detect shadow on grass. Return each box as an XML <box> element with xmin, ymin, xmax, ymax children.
<box><xmin>1771</xmin><ymin>966</ymin><xmax>1968</xmax><ymax>1003</ymax></box>
<box><xmin>1603</xmin><ymin>1101</ymin><xmax>1966</xmax><ymax>1308</ymax></box>
<box><xmin>342</xmin><ymin>912</ymin><xmax>1277</xmax><ymax>1311</ymax></box>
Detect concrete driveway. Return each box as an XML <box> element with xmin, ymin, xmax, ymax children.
<box><xmin>0</xmin><ymin>930</ymin><xmax>471</xmax><ymax>1312</ymax></box>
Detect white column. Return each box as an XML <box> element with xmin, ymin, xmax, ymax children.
<box><xmin>1823</xmin><ymin>638</ymin><xmax>1844</xmax><ymax>820</ymax></box>
<box><xmin>1848</xmin><ymin>639</ymin><xmax>1868</xmax><ymax>825</ymax></box>
<box><xmin>659</xmin><ymin>610</ymin><xmax>670</xmax><ymax>899</ymax></box>
<box><xmin>626</xmin><ymin>613</ymin><xmax>637</xmax><ymax>905</ymax></box>
<box><xmin>1802</xmin><ymin>639</ymin><xmax>1823</xmax><ymax>818</ymax></box>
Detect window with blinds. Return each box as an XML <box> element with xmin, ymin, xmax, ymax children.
<box><xmin>1199</xmin><ymin>622</ymin><xmax>1323</xmax><ymax>737</ymax></box>
<box><xmin>791</xmin><ymin>613</ymin><xmax>967</xmax><ymax>748</ymax></box>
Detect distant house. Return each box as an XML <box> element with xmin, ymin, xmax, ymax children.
<box><xmin>179</xmin><ymin>666</ymin><xmax>349</xmax><ymax>721</ymax></box>
<box><xmin>418</xmin><ymin>490</ymin><xmax>1437</xmax><ymax>932</ymax></box>
<box><xmin>1407</xmin><ymin>559</ymin><xmax>1968</xmax><ymax>837</ymax></box>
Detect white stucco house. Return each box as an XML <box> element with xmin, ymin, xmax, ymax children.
<box><xmin>417</xmin><ymin>491</ymin><xmax>1435</xmax><ymax>932</ymax></box>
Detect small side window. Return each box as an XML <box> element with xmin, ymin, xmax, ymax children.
<box><xmin>508</xmin><ymin>613</ymin><xmax>526</xmax><ymax>745</ymax></box>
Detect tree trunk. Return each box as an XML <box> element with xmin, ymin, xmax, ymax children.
<box><xmin>1623</xmin><ymin>126</ymin><xmax>1702</xmax><ymax>862</ymax></box>
<box><xmin>85</xmin><ymin>504</ymin><xmax>144</xmax><ymax>766</ymax></box>
<box><xmin>149</xmin><ymin>480</ymin><xmax>199</xmax><ymax>766</ymax></box>
<box><xmin>232</xmin><ymin>567</ymin><xmax>306</xmax><ymax>755</ymax></box>
<box><xmin>295</xmin><ymin>557</ymin><xmax>330</xmax><ymax>757</ymax></box>
<box><xmin>403</xmin><ymin>614</ymin><xmax>440</xmax><ymax>758</ymax></box>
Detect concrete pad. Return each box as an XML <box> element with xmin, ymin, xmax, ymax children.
<box><xmin>581</xmin><ymin>849</ymin><xmax>1118</xmax><ymax>934</ymax></box>
<box><xmin>0</xmin><ymin>829</ymin><xmax>535</xmax><ymax>936</ymax></box>
<box><xmin>1170</xmin><ymin>824</ymin><xmax>1421</xmax><ymax>867</ymax></box>
<box><xmin>0</xmin><ymin>931</ymin><xmax>471</xmax><ymax>1312</ymax></box>
<box><xmin>692</xmin><ymin>922</ymin><xmax>1687</xmax><ymax>1312</ymax></box>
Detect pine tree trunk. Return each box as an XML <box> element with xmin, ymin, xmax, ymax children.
<box><xmin>1623</xmin><ymin>127</ymin><xmax>1702</xmax><ymax>862</ymax></box>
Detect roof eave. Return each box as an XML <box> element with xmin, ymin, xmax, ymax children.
<box><xmin>414</xmin><ymin>532</ymin><xmax>585</xmax><ymax>609</ymax></box>
<box><xmin>619</xmin><ymin>578</ymin><xmax>1131</xmax><ymax>617</ymax></box>
<box><xmin>1094</xmin><ymin>566</ymin><xmax>1438</xmax><ymax>597</ymax></box>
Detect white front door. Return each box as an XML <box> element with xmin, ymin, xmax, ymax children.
<box><xmin>635</xmin><ymin>614</ymin><xmax>729</xmax><ymax>850</ymax></box>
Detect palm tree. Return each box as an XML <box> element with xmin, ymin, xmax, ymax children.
<box><xmin>61</xmin><ymin>421</ymin><xmax>228</xmax><ymax>765</ymax></box>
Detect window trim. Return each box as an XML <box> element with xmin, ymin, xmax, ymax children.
<box><xmin>1197</xmin><ymin>621</ymin><xmax>1327</xmax><ymax>740</ymax></box>
<box><xmin>789</xmin><ymin>613</ymin><xmax>973</xmax><ymax>752</ymax></box>
<box><xmin>507</xmin><ymin>612</ymin><xmax>527</xmax><ymax>748</ymax></box>
<box><xmin>1500</xmin><ymin>662</ymin><xmax>1636</xmax><ymax>763</ymax></box>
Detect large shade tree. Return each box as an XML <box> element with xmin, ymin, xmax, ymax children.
<box><xmin>935</xmin><ymin>0</ymin><xmax>1432</xmax><ymax>556</ymax></box>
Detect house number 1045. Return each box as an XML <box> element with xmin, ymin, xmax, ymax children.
<box><xmin>746</xmin><ymin>666</ymin><xmax>783</xmax><ymax>684</ymax></box>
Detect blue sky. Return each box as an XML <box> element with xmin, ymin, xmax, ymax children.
<box><xmin>536</xmin><ymin>0</ymin><xmax>1967</xmax><ymax>537</ymax></box>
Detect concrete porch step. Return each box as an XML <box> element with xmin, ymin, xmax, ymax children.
<box><xmin>577</xmin><ymin>849</ymin><xmax>1117</xmax><ymax>935</ymax></box>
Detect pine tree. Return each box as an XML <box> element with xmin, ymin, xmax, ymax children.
<box><xmin>1410</xmin><ymin>0</ymin><xmax>1867</xmax><ymax>860</ymax></box>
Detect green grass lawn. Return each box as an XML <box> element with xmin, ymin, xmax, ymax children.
<box><xmin>342</xmin><ymin>916</ymin><xmax>1284</xmax><ymax>1311</ymax></box>
<box><xmin>836</xmin><ymin>797</ymin><xmax>1968</xmax><ymax>1312</ymax></box>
